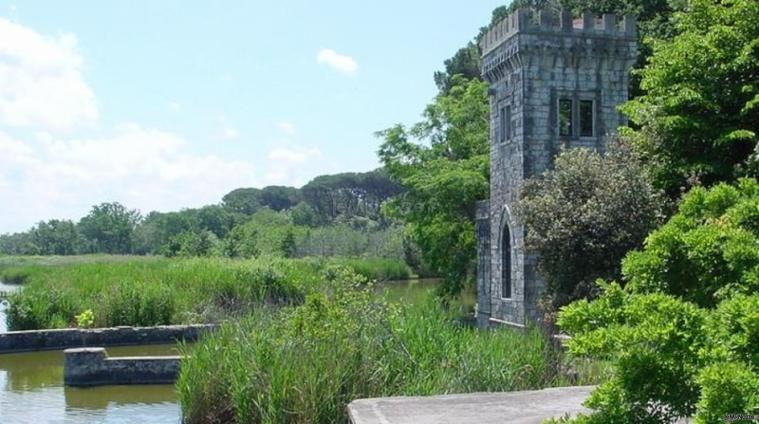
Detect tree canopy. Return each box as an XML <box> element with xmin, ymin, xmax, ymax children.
<box><xmin>378</xmin><ymin>75</ymin><xmax>490</xmax><ymax>296</ymax></box>
<box><xmin>621</xmin><ymin>0</ymin><xmax>759</xmax><ymax>194</ymax></box>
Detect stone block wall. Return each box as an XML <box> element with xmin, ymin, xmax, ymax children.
<box><xmin>0</xmin><ymin>324</ymin><xmax>216</xmax><ymax>353</ymax></box>
<box><xmin>63</xmin><ymin>347</ymin><xmax>181</xmax><ymax>386</ymax></box>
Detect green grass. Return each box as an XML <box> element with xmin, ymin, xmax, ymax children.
<box><xmin>307</xmin><ymin>256</ymin><xmax>412</xmax><ymax>281</ymax></box>
<box><xmin>2</xmin><ymin>256</ymin><xmax>324</xmax><ymax>330</ymax></box>
<box><xmin>0</xmin><ymin>255</ymin><xmax>414</xmax><ymax>330</ymax></box>
<box><xmin>177</xmin><ymin>274</ymin><xmax>605</xmax><ymax>424</ymax></box>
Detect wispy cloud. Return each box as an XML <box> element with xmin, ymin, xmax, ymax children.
<box><xmin>316</xmin><ymin>48</ymin><xmax>358</xmax><ymax>76</ymax></box>
<box><xmin>0</xmin><ymin>18</ymin><xmax>97</xmax><ymax>130</ymax></box>
<box><xmin>222</xmin><ymin>127</ymin><xmax>240</xmax><ymax>140</ymax></box>
<box><xmin>277</xmin><ymin>121</ymin><xmax>296</xmax><ymax>137</ymax></box>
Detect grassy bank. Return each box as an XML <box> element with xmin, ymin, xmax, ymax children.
<box><xmin>178</xmin><ymin>271</ymin><xmax>604</xmax><ymax>424</ymax></box>
<box><xmin>0</xmin><ymin>255</ymin><xmax>413</xmax><ymax>330</ymax></box>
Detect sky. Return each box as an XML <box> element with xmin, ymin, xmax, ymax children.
<box><xmin>0</xmin><ymin>0</ymin><xmax>504</xmax><ymax>233</ymax></box>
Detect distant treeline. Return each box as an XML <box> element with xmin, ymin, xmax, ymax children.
<box><xmin>0</xmin><ymin>169</ymin><xmax>422</xmax><ymax>267</ymax></box>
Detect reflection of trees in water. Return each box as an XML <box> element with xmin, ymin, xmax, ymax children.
<box><xmin>0</xmin><ymin>351</ymin><xmax>63</xmax><ymax>392</ymax></box>
<box><xmin>64</xmin><ymin>384</ymin><xmax>176</xmax><ymax>410</ymax></box>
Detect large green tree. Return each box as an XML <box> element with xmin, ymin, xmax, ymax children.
<box><xmin>77</xmin><ymin>202</ymin><xmax>141</xmax><ymax>254</ymax></box>
<box><xmin>378</xmin><ymin>75</ymin><xmax>490</xmax><ymax>296</ymax></box>
<box><xmin>621</xmin><ymin>0</ymin><xmax>759</xmax><ymax>195</ymax></box>
<box><xmin>32</xmin><ymin>220</ymin><xmax>80</xmax><ymax>255</ymax></box>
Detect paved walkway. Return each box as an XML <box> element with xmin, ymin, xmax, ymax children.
<box><xmin>348</xmin><ymin>386</ymin><xmax>594</xmax><ymax>424</ymax></box>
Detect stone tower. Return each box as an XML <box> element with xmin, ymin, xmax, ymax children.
<box><xmin>475</xmin><ymin>9</ymin><xmax>637</xmax><ymax>327</ymax></box>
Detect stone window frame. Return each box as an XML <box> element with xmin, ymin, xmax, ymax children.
<box><xmin>554</xmin><ymin>90</ymin><xmax>599</xmax><ymax>140</ymax></box>
<box><xmin>497</xmin><ymin>98</ymin><xmax>514</xmax><ymax>144</ymax></box>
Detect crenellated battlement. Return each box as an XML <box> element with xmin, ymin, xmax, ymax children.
<box><xmin>480</xmin><ymin>9</ymin><xmax>636</xmax><ymax>56</ymax></box>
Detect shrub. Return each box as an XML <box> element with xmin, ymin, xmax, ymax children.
<box><xmin>558</xmin><ymin>286</ymin><xmax>759</xmax><ymax>422</ymax></box>
<box><xmin>696</xmin><ymin>362</ymin><xmax>759</xmax><ymax>424</ymax></box>
<box><xmin>517</xmin><ymin>141</ymin><xmax>665</xmax><ymax>318</ymax></box>
<box><xmin>559</xmin><ymin>283</ymin><xmax>705</xmax><ymax>423</ymax></box>
<box><xmin>623</xmin><ymin>179</ymin><xmax>759</xmax><ymax>307</ymax></box>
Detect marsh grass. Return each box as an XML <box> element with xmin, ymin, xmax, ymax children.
<box><xmin>0</xmin><ymin>255</ymin><xmax>414</xmax><ymax>330</ymax></box>
<box><xmin>178</xmin><ymin>273</ymin><xmax>602</xmax><ymax>424</ymax></box>
<box><xmin>303</xmin><ymin>256</ymin><xmax>412</xmax><ymax>281</ymax></box>
<box><xmin>2</xmin><ymin>256</ymin><xmax>325</xmax><ymax>330</ymax></box>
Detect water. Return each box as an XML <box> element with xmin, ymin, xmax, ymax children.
<box><xmin>0</xmin><ymin>280</ymin><xmax>19</xmax><ymax>333</ymax></box>
<box><xmin>380</xmin><ymin>278</ymin><xmax>476</xmax><ymax>312</ymax></box>
<box><xmin>0</xmin><ymin>344</ymin><xmax>182</xmax><ymax>423</ymax></box>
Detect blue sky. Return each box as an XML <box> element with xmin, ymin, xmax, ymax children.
<box><xmin>0</xmin><ymin>1</ymin><xmax>504</xmax><ymax>232</ymax></box>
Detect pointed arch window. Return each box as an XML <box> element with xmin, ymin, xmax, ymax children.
<box><xmin>502</xmin><ymin>223</ymin><xmax>512</xmax><ymax>299</ymax></box>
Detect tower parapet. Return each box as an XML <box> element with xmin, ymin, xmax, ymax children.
<box><xmin>480</xmin><ymin>9</ymin><xmax>636</xmax><ymax>56</ymax></box>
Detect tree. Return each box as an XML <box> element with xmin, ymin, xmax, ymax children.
<box><xmin>32</xmin><ymin>219</ymin><xmax>80</xmax><ymax>255</ymax></box>
<box><xmin>378</xmin><ymin>75</ymin><xmax>490</xmax><ymax>296</ymax></box>
<box><xmin>517</xmin><ymin>142</ymin><xmax>665</xmax><ymax>316</ymax></box>
<box><xmin>621</xmin><ymin>0</ymin><xmax>759</xmax><ymax>195</ymax></box>
<box><xmin>0</xmin><ymin>232</ymin><xmax>39</xmax><ymax>255</ymax></box>
<box><xmin>290</xmin><ymin>201</ymin><xmax>320</xmax><ymax>227</ymax></box>
<box><xmin>193</xmin><ymin>205</ymin><xmax>240</xmax><ymax>238</ymax></box>
<box><xmin>77</xmin><ymin>202</ymin><xmax>140</xmax><ymax>254</ymax></box>
<box><xmin>222</xmin><ymin>188</ymin><xmax>262</xmax><ymax>215</ymax></box>
<box><xmin>259</xmin><ymin>186</ymin><xmax>301</xmax><ymax>211</ymax></box>
<box><xmin>167</xmin><ymin>230</ymin><xmax>219</xmax><ymax>257</ymax></box>
<box><xmin>280</xmin><ymin>229</ymin><xmax>297</xmax><ymax>258</ymax></box>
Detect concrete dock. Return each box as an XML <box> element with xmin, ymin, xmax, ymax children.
<box><xmin>347</xmin><ymin>386</ymin><xmax>594</xmax><ymax>424</ymax></box>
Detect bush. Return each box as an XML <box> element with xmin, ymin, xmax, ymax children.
<box><xmin>558</xmin><ymin>285</ymin><xmax>759</xmax><ymax>422</ymax></box>
<box><xmin>517</xmin><ymin>141</ymin><xmax>665</xmax><ymax>318</ymax></box>
<box><xmin>623</xmin><ymin>179</ymin><xmax>759</xmax><ymax>307</ymax></box>
<box><xmin>559</xmin><ymin>283</ymin><xmax>705</xmax><ymax>422</ymax></box>
<box><xmin>556</xmin><ymin>181</ymin><xmax>759</xmax><ymax>421</ymax></box>
<box><xmin>696</xmin><ymin>362</ymin><xmax>759</xmax><ymax>424</ymax></box>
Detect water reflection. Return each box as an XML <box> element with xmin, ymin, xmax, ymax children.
<box><xmin>0</xmin><ymin>280</ymin><xmax>19</xmax><ymax>333</ymax></box>
<box><xmin>0</xmin><ymin>345</ymin><xmax>182</xmax><ymax>423</ymax></box>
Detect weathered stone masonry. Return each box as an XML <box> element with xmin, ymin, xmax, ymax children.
<box><xmin>476</xmin><ymin>9</ymin><xmax>637</xmax><ymax>327</ymax></box>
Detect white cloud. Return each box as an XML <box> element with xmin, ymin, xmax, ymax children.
<box><xmin>0</xmin><ymin>128</ymin><xmax>258</xmax><ymax>232</ymax></box>
<box><xmin>168</xmin><ymin>101</ymin><xmax>181</xmax><ymax>112</ymax></box>
<box><xmin>264</xmin><ymin>145</ymin><xmax>322</xmax><ymax>186</ymax></box>
<box><xmin>222</xmin><ymin>127</ymin><xmax>239</xmax><ymax>140</ymax></box>
<box><xmin>268</xmin><ymin>146</ymin><xmax>321</xmax><ymax>164</ymax></box>
<box><xmin>316</xmin><ymin>48</ymin><xmax>358</xmax><ymax>76</ymax></box>
<box><xmin>277</xmin><ymin>121</ymin><xmax>296</xmax><ymax>137</ymax></box>
<box><xmin>0</xmin><ymin>18</ymin><xmax>97</xmax><ymax>130</ymax></box>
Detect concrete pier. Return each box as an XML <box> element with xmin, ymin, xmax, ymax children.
<box><xmin>347</xmin><ymin>386</ymin><xmax>594</xmax><ymax>424</ymax></box>
<box><xmin>64</xmin><ymin>347</ymin><xmax>181</xmax><ymax>386</ymax></box>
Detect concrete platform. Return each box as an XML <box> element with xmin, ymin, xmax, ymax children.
<box><xmin>347</xmin><ymin>386</ymin><xmax>594</xmax><ymax>424</ymax></box>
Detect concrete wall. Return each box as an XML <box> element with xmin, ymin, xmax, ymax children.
<box><xmin>64</xmin><ymin>347</ymin><xmax>181</xmax><ymax>386</ymax></box>
<box><xmin>477</xmin><ymin>8</ymin><xmax>637</xmax><ymax>327</ymax></box>
<box><xmin>0</xmin><ymin>324</ymin><xmax>216</xmax><ymax>353</ymax></box>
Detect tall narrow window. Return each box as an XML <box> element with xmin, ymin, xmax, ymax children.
<box><xmin>501</xmin><ymin>224</ymin><xmax>512</xmax><ymax>299</ymax></box>
<box><xmin>559</xmin><ymin>98</ymin><xmax>573</xmax><ymax>137</ymax></box>
<box><xmin>500</xmin><ymin>106</ymin><xmax>511</xmax><ymax>143</ymax></box>
<box><xmin>579</xmin><ymin>100</ymin><xmax>594</xmax><ymax>137</ymax></box>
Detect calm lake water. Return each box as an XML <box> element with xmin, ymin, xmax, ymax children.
<box><xmin>0</xmin><ymin>278</ymin><xmax>455</xmax><ymax>423</ymax></box>
<box><xmin>0</xmin><ymin>344</ymin><xmax>181</xmax><ymax>423</ymax></box>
